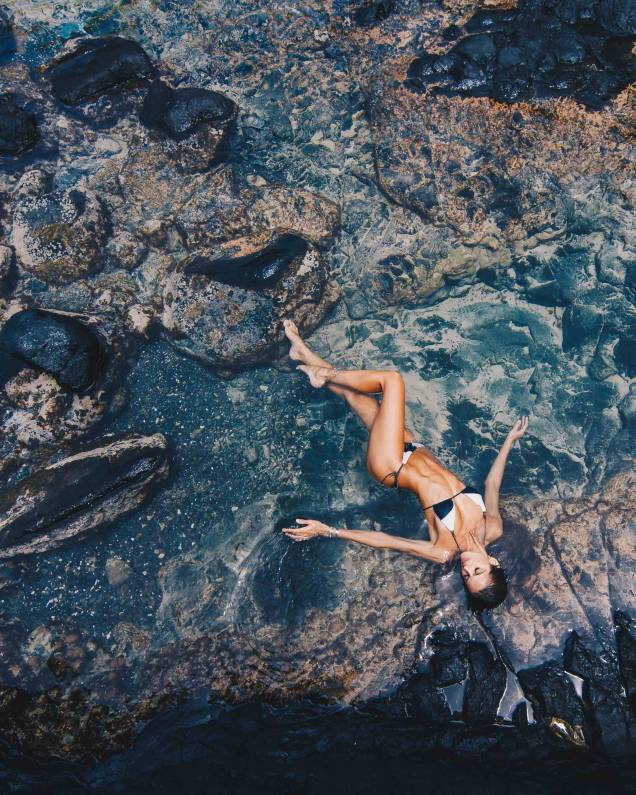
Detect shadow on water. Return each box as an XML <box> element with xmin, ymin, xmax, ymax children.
<box><xmin>249</xmin><ymin>512</ymin><xmax>344</xmax><ymax>628</ymax></box>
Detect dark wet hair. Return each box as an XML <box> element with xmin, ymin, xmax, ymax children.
<box><xmin>466</xmin><ymin>565</ymin><xmax>508</xmax><ymax>613</ymax></box>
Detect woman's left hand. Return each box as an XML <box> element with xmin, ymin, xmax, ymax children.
<box><xmin>507</xmin><ymin>415</ymin><xmax>529</xmax><ymax>441</ymax></box>
<box><xmin>281</xmin><ymin>518</ymin><xmax>329</xmax><ymax>542</ymax></box>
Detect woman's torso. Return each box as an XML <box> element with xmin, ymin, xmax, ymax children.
<box><xmin>399</xmin><ymin>446</ymin><xmax>487</xmax><ymax>557</ymax></box>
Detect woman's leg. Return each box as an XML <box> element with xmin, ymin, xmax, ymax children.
<box><xmin>297</xmin><ymin>363</ymin><xmax>406</xmax><ymax>481</ymax></box>
<box><xmin>284</xmin><ymin>319</ymin><xmax>380</xmax><ymax>431</ymax></box>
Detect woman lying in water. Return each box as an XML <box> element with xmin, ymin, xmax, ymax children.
<box><xmin>281</xmin><ymin>319</ymin><xmax>529</xmax><ymax>612</ymax></box>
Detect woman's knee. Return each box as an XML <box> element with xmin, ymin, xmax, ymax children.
<box><xmin>383</xmin><ymin>370</ymin><xmax>404</xmax><ymax>389</ymax></box>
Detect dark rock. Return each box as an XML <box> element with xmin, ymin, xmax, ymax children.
<box><xmin>0</xmin><ymin>433</ymin><xmax>169</xmax><ymax>559</ymax></box>
<box><xmin>399</xmin><ymin>672</ymin><xmax>451</xmax><ymax>722</ymax></box>
<box><xmin>518</xmin><ymin>660</ymin><xmax>586</xmax><ymax>730</ymax></box>
<box><xmin>186</xmin><ymin>233</ymin><xmax>308</xmax><ymax>291</ymax></box>
<box><xmin>0</xmin><ymin>6</ymin><xmax>15</xmax><ymax>56</ymax></box>
<box><xmin>45</xmin><ymin>36</ymin><xmax>153</xmax><ymax>105</ymax></box>
<box><xmin>615</xmin><ymin>611</ymin><xmax>636</xmax><ymax>715</ymax></box>
<box><xmin>352</xmin><ymin>1</ymin><xmax>393</xmax><ymax>26</ymax></box>
<box><xmin>430</xmin><ymin>647</ymin><xmax>467</xmax><ymax>687</ymax></box>
<box><xmin>564</xmin><ymin>632</ymin><xmax>630</xmax><ymax>750</ymax></box>
<box><xmin>0</xmin><ymin>93</ymin><xmax>39</xmax><ymax>156</ymax></box>
<box><xmin>429</xmin><ymin>629</ymin><xmax>468</xmax><ymax>687</ymax></box>
<box><xmin>0</xmin><ymin>309</ymin><xmax>102</xmax><ymax>391</ymax></box>
<box><xmin>46</xmin><ymin>654</ymin><xmax>71</xmax><ymax>679</ymax></box>
<box><xmin>462</xmin><ymin>642</ymin><xmax>506</xmax><ymax>726</ymax></box>
<box><xmin>0</xmin><ymin>245</ymin><xmax>14</xmax><ymax>293</ymax></box>
<box><xmin>406</xmin><ymin>0</ymin><xmax>636</xmax><ymax>109</ymax></box>
<box><xmin>140</xmin><ymin>80</ymin><xmax>237</xmax><ymax>142</ymax></box>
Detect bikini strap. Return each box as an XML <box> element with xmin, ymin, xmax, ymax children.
<box><xmin>380</xmin><ymin>462</ymin><xmax>405</xmax><ymax>488</ymax></box>
<box><xmin>423</xmin><ymin>486</ymin><xmax>467</xmax><ymax>511</ymax></box>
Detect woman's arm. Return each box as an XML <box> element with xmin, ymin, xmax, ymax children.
<box><xmin>484</xmin><ymin>415</ymin><xmax>529</xmax><ymax>518</ymax></box>
<box><xmin>282</xmin><ymin>519</ymin><xmax>450</xmax><ymax>563</ymax></box>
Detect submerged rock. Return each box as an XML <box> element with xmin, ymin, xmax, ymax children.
<box><xmin>162</xmin><ymin>234</ymin><xmax>338</xmax><ymax>371</ymax></box>
<box><xmin>0</xmin><ymin>433</ymin><xmax>169</xmax><ymax>559</ymax></box>
<box><xmin>139</xmin><ymin>80</ymin><xmax>238</xmax><ymax>171</ymax></box>
<box><xmin>140</xmin><ymin>80</ymin><xmax>237</xmax><ymax>142</ymax></box>
<box><xmin>407</xmin><ymin>1</ymin><xmax>636</xmax><ymax>109</ymax></box>
<box><xmin>45</xmin><ymin>36</ymin><xmax>153</xmax><ymax>105</ymax></box>
<box><xmin>106</xmin><ymin>557</ymin><xmax>132</xmax><ymax>587</ymax></box>
<box><xmin>352</xmin><ymin>1</ymin><xmax>393</xmax><ymax>26</ymax></box>
<box><xmin>10</xmin><ymin>170</ymin><xmax>110</xmax><ymax>283</ymax></box>
<box><xmin>0</xmin><ymin>6</ymin><xmax>15</xmax><ymax>57</ymax></box>
<box><xmin>186</xmin><ymin>233</ymin><xmax>309</xmax><ymax>291</ymax></box>
<box><xmin>0</xmin><ymin>309</ymin><xmax>103</xmax><ymax>391</ymax></box>
<box><xmin>0</xmin><ymin>93</ymin><xmax>38</xmax><ymax>156</ymax></box>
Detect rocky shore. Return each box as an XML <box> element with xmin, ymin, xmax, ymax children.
<box><xmin>0</xmin><ymin>0</ymin><xmax>634</xmax><ymax>787</ymax></box>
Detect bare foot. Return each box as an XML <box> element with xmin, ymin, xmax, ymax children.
<box><xmin>296</xmin><ymin>364</ymin><xmax>337</xmax><ymax>388</ymax></box>
<box><xmin>283</xmin><ymin>319</ymin><xmax>311</xmax><ymax>363</ymax></box>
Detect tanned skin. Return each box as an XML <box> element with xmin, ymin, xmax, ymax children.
<box><xmin>281</xmin><ymin>319</ymin><xmax>529</xmax><ymax>595</ymax></box>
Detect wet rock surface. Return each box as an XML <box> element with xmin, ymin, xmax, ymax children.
<box><xmin>45</xmin><ymin>36</ymin><xmax>153</xmax><ymax>106</ymax></box>
<box><xmin>0</xmin><ymin>308</ymin><xmax>102</xmax><ymax>391</ymax></box>
<box><xmin>0</xmin><ymin>433</ymin><xmax>169</xmax><ymax>559</ymax></box>
<box><xmin>0</xmin><ymin>93</ymin><xmax>38</xmax><ymax>156</ymax></box>
<box><xmin>10</xmin><ymin>170</ymin><xmax>110</xmax><ymax>283</ymax></box>
<box><xmin>408</xmin><ymin>1</ymin><xmax>636</xmax><ymax>109</ymax></box>
<box><xmin>0</xmin><ymin>0</ymin><xmax>634</xmax><ymax>787</ymax></box>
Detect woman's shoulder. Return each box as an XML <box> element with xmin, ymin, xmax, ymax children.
<box><xmin>484</xmin><ymin>512</ymin><xmax>503</xmax><ymax>543</ymax></box>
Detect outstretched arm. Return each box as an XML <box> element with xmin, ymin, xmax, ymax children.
<box><xmin>282</xmin><ymin>519</ymin><xmax>450</xmax><ymax>563</ymax></box>
<box><xmin>484</xmin><ymin>416</ymin><xmax>529</xmax><ymax>521</ymax></box>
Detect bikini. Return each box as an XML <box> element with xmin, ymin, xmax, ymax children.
<box><xmin>381</xmin><ymin>441</ymin><xmax>486</xmax><ymax>534</ymax></box>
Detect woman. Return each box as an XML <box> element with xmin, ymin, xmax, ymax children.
<box><xmin>281</xmin><ymin>319</ymin><xmax>529</xmax><ymax>612</ymax></box>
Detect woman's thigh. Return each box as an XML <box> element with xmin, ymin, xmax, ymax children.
<box><xmin>366</xmin><ymin>372</ymin><xmax>405</xmax><ymax>479</ymax></box>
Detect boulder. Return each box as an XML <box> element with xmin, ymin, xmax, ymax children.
<box><xmin>10</xmin><ymin>170</ymin><xmax>109</xmax><ymax>283</ymax></box>
<box><xmin>162</xmin><ymin>234</ymin><xmax>338</xmax><ymax>371</ymax></box>
<box><xmin>45</xmin><ymin>36</ymin><xmax>153</xmax><ymax>105</ymax></box>
<box><xmin>140</xmin><ymin>80</ymin><xmax>237</xmax><ymax>142</ymax></box>
<box><xmin>462</xmin><ymin>642</ymin><xmax>507</xmax><ymax>726</ymax></box>
<box><xmin>0</xmin><ymin>93</ymin><xmax>39</xmax><ymax>156</ymax></box>
<box><xmin>0</xmin><ymin>6</ymin><xmax>15</xmax><ymax>57</ymax></box>
<box><xmin>398</xmin><ymin>672</ymin><xmax>451</xmax><ymax>722</ymax></box>
<box><xmin>407</xmin><ymin>1</ymin><xmax>636</xmax><ymax>110</ymax></box>
<box><xmin>139</xmin><ymin>80</ymin><xmax>238</xmax><ymax>172</ymax></box>
<box><xmin>186</xmin><ymin>233</ymin><xmax>308</xmax><ymax>291</ymax></box>
<box><xmin>518</xmin><ymin>660</ymin><xmax>586</xmax><ymax>738</ymax></box>
<box><xmin>0</xmin><ymin>309</ymin><xmax>102</xmax><ymax>392</ymax></box>
<box><xmin>0</xmin><ymin>434</ymin><xmax>169</xmax><ymax>558</ymax></box>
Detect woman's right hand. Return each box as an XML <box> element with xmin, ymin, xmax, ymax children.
<box><xmin>281</xmin><ymin>518</ymin><xmax>329</xmax><ymax>542</ymax></box>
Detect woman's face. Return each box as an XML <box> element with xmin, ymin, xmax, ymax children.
<box><xmin>460</xmin><ymin>549</ymin><xmax>500</xmax><ymax>594</ymax></box>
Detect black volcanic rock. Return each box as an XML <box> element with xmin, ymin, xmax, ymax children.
<box><xmin>352</xmin><ymin>1</ymin><xmax>393</xmax><ymax>26</ymax></box>
<box><xmin>615</xmin><ymin>611</ymin><xmax>636</xmax><ymax>715</ymax></box>
<box><xmin>518</xmin><ymin>660</ymin><xmax>586</xmax><ymax>730</ymax></box>
<box><xmin>407</xmin><ymin>0</ymin><xmax>636</xmax><ymax>109</ymax></box>
<box><xmin>0</xmin><ymin>6</ymin><xmax>15</xmax><ymax>57</ymax></box>
<box><xmin>399</xmin><ymin>672</ymin><xmax>451</xmax><ymax>722</ymax></box>
<box><xmin>429</xmin><ymin>629</ymin><xmax>468</xmax><ymax>687</ymax></box>
<box><xmin>46</xmin><ymin>36</ymin><xmax>153</xmax><ymax>105</ymax></box>
<box><xmin>0</xmin><ymin>433</ymin><xmax>169</xmax><ymax>558</ymax></box>
<box><xmin>186</xmin><ymin>233</ymin><xmax>309</xmax><ymax>291</ymax></box>
<box><xmin>0</xmin><ymin>93</ymin><xmax>38</xmax><ymax>156</ymax></box>
<box><xmin>140</xmin><ymin>80</ymin><xmax>237</xmax><ymax>142</ymax></box>
<box><xmin>0</xmin><ymin>309</ymin><xmax>102</xmax><ymax>391</ymax></box>
<box><xmin>462</xmin><ymin>642</ymin><xmax>506</xmax><ymax>726</ymax></box>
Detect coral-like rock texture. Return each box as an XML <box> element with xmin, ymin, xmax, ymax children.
<box><xmin>0</xmin><ymin>0</ymin><xmax>634</xmax><ymax>787</ymax></box>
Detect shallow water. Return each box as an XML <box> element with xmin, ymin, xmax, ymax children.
<box><xmin>1</xmin><ymin>0</ymin><xmax>635</xmax><ymax>787</ymax></box>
